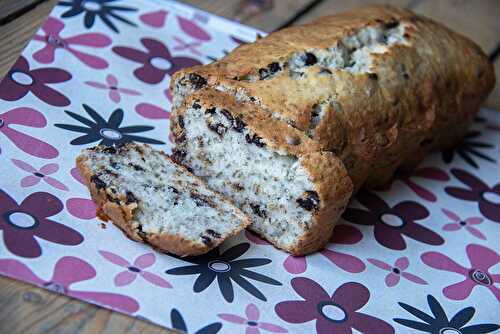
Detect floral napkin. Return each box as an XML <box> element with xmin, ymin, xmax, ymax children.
<box><xmin>0</xmin><ymin>1</ymin><xmax>499</xmax><ymax>333</ymax></box>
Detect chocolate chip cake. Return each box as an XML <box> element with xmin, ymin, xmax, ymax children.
<box><xmin>76</xmin><ymin>143</ymin><xmax>250</xmax><ymax>256</ymax></box>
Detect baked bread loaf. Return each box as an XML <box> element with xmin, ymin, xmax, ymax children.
<box><xmin>169</xmin><ymin>5</ymin><xmax>495</xmax><ymax>255</ymax></box>
<box><xmin>76</xmin><ymin>143</ymin><xmax>250</xmax><ymax>256</ymax></box>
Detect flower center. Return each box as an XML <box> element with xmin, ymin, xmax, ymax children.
<box><xmin>11</xmin><ymin>71</ymin><xmax>34</xmax><ymax>86</ymax></box>
<box><xmin>380</xmin><ymin>213</ymin><xmax>404</xmax><ymax>227</ymax></box>
<box><xmin>317</xmin><ymin>302</ymin><xmax>348</xmax><ymax>323</ymax></box>
<box><xmin>5</xmin><ymin>211</ymin><xmax>38</xmax><ymax>229</ymax></box>
<box><xmin>99</xmin><ymin>128</ymin><xmax>123</xmax><ymax>140</ymax></box>
<box><xmin>128</xmin><ymin>266</ymin><xmax>141</xmax><ymax>273</ymax></box>
<box><xmin>82</xmin><ymin>0</ymin><xmax>102</xmax><ymax>11</ymax></box>
<box><xmin>149</xmin><ymin>57</ymin><xmax>172</xmax><ymax>70</ymax></box>
<box><xmin>392</xmin><ymin>268</ymin><xmax>401</xmax><ymax>274</ymax></box>
<box><xmin>43</xmin><ymin>281</ymin><xmax>66</xmax><ymax>294</ymax></box>
<box><xmin>440</xmin><ymin>328</ymin><xmax>461</xmax><ymax>334</ymax></box>
<box><xmin>481</xmin><ymin>191</ymin><xmax>500</xmax><ymax>204</ymax></box>
<box><xmin>469</xmin><ymin>269</ymin><xmax>492</xmax><ymax>286</ymax></box>
<box><xmin>34</xmin><ymin>172</ymin><xmax>45</xmax><ymax>178</ymax></box>
<box><xmin>47</xmin><ymin>35</ymin><xmax>66</xmax><ymax>48</ymax></box>
<box><xmin>208</xmin><ymin>260</ymin><xmax>231</xmax><ymax>272</ymax></box>
<box><xmin>109</xmin><ymin>86</ymin><xmax>118</xmax><ymax>90</ymax></box>
<box><xmin>459</xmin><ymin>221</ymin><xmax>466</xmax><ymax>226</ymax></box>
<box><xmin>247</xmin><ymin>321</ymin><xmax>258</xmax><ymax>326</ymax></box>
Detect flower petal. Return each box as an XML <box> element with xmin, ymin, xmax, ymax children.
<box><xmin>332</xmin><ymin>282</ymin><xmax>369</xmax><ymax>312</ymax></box>
<box><xmin>34</xmin><ymin>218</ymin><xmax>83</xmax><ymax>246</ymax></box>
<box><xmin>109</xmin><ymin>90</ymin><xmax>121</xmax><ymax>103</ymax></box>
<box><xmin>443</xmin><ymin>223</ymin><xmax>461</xmax><ymax>231</ymax></box>
<box><xmin>351</xmin><ymin>313</ymin><xmax>395</xmax><ymax>334</ymax></box>
<box><xmin>465</xmin><ymin>217</ymin><xmax>483</xmax><ymax>225</ymax></box>
<box><xmin>99</xmin><ymin>250</ymin><xmax>130</xmax><ymax>267</ymax></box>
<box><xmin>449</xmin><ymin>306</ymin><xmax>475</xmax><ymax>328</ymax></box>
<box><xmin>367</xmin><ymin>258</ymin><xmax>392</xmax><ymax>271</ymax></box>
<box><xmin>451</xmin><ymin>168</ymin><xmax>489</xmax><ymax>191</ymax></box>
<box><xmin>421</xmin><ymin>251</ymin><xmax>468</xmax><ymax>275</ymax></box>
<box><xmin>30</xmin><ymin>82</ymin><xmax>70</xmax><ymax>107</ymax></box>
<box><xmin>134</xmin><ymin>253</ymin><xmax>155</xmax><ymax>269</ymax></box>
<box><xmin>395</xmin><ymin>257</ymin><xmax>409</xmax><ymax>270</ymax></box>
<box><xmin>445</xmin><ymin>187</ymin><xmax>478</xmax><ymax>201</ymax></box>
<box><xmin>441</xmin><ymin>208</ymin><xmax>461</xmax><ymax>222</ymax></box>
<box><xmin>330</xmin><ymin>224</ymin><xmax>363</xmax><ymax>244</ymax></box>
<box><xmin>218</xmin><ymin>313</ymin><xmax>246</xmax><ymax>324</ymax></box>
<box><xmin>486</xmin><ymin>285</ymin><xmax>500</xmax><ymax>302</ymax></box>
<box><xmin>30</xmin><ymin>68</ymin><xmax>71</xmax><ymax>84</ymax></box>
<box><xmin>0</xmin><ymin>189</ymin><xmax>20</xmax><ymax>212</ymax></box>
<box><xmin>44</xmin><ymin>176</ymin><xmax>68</xmax><ymax>191</ymax></box>
<box><xmin>258</xmin><ymin>322</ymin><xmax>288</xmax><ymax>333</ymax></box>
<box><xmin>413</xmin><ymin>167</ymin><xmax>450</xmax><ymax>181</ymax></box>
<box><xmin>405</xmin><ymin>179</ymin><xmax>436</xmax><ymax>202</ymax></box>
<box><xmin>321</xmin><ymin>249</ymin><xmax>365</xmax><ymax>273</ymax></box>
<box><xmin>283</xmin><ymin>255</ymin><xmax>307</xmax><ymax>274</ymax></box>
<box><xmin>141</xmin><ymin>271</ymin><xmax>172</xmax><ymax>288</ymax></box>
<box><xmin>246</xmin><ymin>303</ymin><xmax>260</xmax><ymax>321</ymax></box>
<box><xmin>112</xmin><ymin>46</ymin><xmax>149</xmax><ymax>63</ymax></box>
<box><xmin>401</xmin><ymin>272</ymin><xmax>428</xmax><ymax>285</ymax></box>
<box><xmin>21</xmin><ymin>175</ymin><xmax>41</xmax><ymax>187</ymax></box>
<box><xmin>316</xmin><ymin>317</ymin><xmax>349</xmax><ymax>334</ymax></box>
<box><xmin>2</xmin><ymin>107</ymin><xmax>46</xmax><ymax>127</ymax></box>
<box><xmin>374</xmin><ymin>224</ymin><xmax>406</xmax><ymax>250</ymax></box>
<box><xmin>403</xmin><ymin>222</ymin><xmax>444</xmax><ymax>246</ymax></box>
<box><xmin>51</xmin><ymin>256</ymin><xmax>95</xmax><ymax>287</ymax></box>
<box><xmin>39</xmin><ymin>163</ymin><xmax>58</xmax><ymax>175</ymax></box>
<box><xmin>134</xmin><ymin>64</ymin><xmax>166</xmax><ymax>84</ymax></box>
<box><xmin>85</xmin><ymin>81</ymin><xmax>108</xmax><ymax>89</ymax></box>
<box><xmin>177</xmin><ymin>16</ymin><xmax>211</xmax><ymax>41</ymax></box>
<box><xmin>355</xmin><ymin>190</ymin><xmax>389</xmax><ymax>214</ymax></box>
<box><xmin>70</xmin><ymin>290</ymin><xmax>139</xmax><ymax>314</ymax></box>
<box><xmin>465</xmin><ymin>226</ymin><xmax>486</xmax><ymax>240</ymax></box>
<box><xmin>342</xmin><ymin>208</ymin><xmax>376</xmax><ymax>226</ymax></box>
<box><xmin>222</xmin><ymin>242</ymin><xmax>250</xmax><ymax>261</ymax></box>
<box><xmin>11</xmin><ymin>159</ymin><xmax>37</xmax><ymax>173</ymax></box>
<box><xmin>466</xmin><ymin>244</ymin><xmax>500</xmax><ymax>271</ymax></box>
<box><xmin>66</xmin><ymin>46</ymin><xmax>109</xmax><ymax>69</ymax></box>
<box><xmin>461</xmin><ymin>324</ymin><xmax>500</xmax><ymax>334</ymax></box>
<box><xmin>393</xmin><ymin>318</ymin><xmax>431</xmax><ymax>332</ymax></box>
<box><xmin>19</xmin><ymin>191</ymin><xmax>62</xmax><ymax>218</ymax></box>
<box><xmin>65</xmin><ymin>33</ymin><xmax>111</xmax><ymax>47</ymax></box>
<box><xmin>245</xmin><ymin>230</ymin><xmax>271</xmax><ymax>245</ymax></box>
<box><xmin>443</xmin><ymin>278</ymin><xmax>476</xmax><ymax>300</ymax></box>
<box><xmin>218</xmin><ymin>274</ymin><xmax>234</xmax><ymax>302</ymax></box>
<box><xmin>3</xmin><ymin>230</ymin><xmax>41</xmax><ymax>258</ymax></box>
<box><xmin>385</xmin><ymin>273</ymin><xmax>400</xmax><ymax>287</ymax></box>
<box><xmin>275</xmin><ymin>300</ymin><xmax>317</xmax><ymax>324</ymax></box>
<box><xmin>66</xmin><ymin>198</ymin><xmax>96</xmax><ymax>219</ymax></box>
<box><xmin>392</xmin><ymin>201</ymin><xmax>429</xmax><ymax>220</ymax></box>
<box><xmin>1</xmin><ymin>126</ymin><xmax>59</xmax><ymax>159</ymax></box>
<box><xmin>42</xmin><ymin>16</ymin><xmax>65</xmax><ymax>35</ymax></box>
<box><xmin>117</xmin><ymin>87</ymin><xmax>140</xmax><ymax>96</ymax></box>
<box><xmin>0</xmin><ymin>74</ymin><xmax>29</xmax><ymax>101</ymax></box>
<box><xmin>290</xmin><ymin>277</ymin><xmax>329</xmax><ymax>302</ymax></box>
<box><xmin>193</xmin><ymin>272</ymin><xmax>216</xmax><ymax>292</ymax></box>
<box><xmin>114</xmin><ymin>271</ymin><xmax>137</xmax><ymax>286</ymax></box>
<box><xmin>0</xmin><ymin>259</ymin><xmax>44</xmax><ymax>285</ymax></box>
<box><xmin>135</xmin><ymin>103</ymin><xmax>170</xmax><ymax>119</ymax></box>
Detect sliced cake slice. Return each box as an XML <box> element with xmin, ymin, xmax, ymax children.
<box><xmin>76</xmin><ymin>143</ymin><xmax>250</xmax><ymax>256</ymax></box>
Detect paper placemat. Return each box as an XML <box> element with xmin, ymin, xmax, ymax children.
<box><xmin>0</xmin><ymin>1</ymin><xmax>499</xmax><ymax>333</ymax></box>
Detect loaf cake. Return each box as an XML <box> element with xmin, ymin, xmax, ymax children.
<box><xmin>169</xmin><ymin>5</ymin><xmax>495</xmax><ymax>254</ymax></box>
<box><xmin>76</xmin><ymin>144</ymin><xmax>250</xmax><ymax>256</ymax></box>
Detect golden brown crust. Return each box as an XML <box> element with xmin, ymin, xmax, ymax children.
<box><xmin>76</xmin><ymin>147</ymin><xmax>250</xmax><ymax>257</ymax></box>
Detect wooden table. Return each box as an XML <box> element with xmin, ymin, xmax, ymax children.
<box><xmin>0</xmin><ymin>1</ymin><xmax>499</xmax><ymax>333</ymax></box>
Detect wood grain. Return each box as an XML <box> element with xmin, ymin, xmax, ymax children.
<box><xmin>0</xmin><ymin>0</ymin><xmax>58</xmax><ymax>80</ymax></box>
<box><xmin>0</xmin><ymin>276</ymin><xmax>178</xmax><ymax>334</ymax></box>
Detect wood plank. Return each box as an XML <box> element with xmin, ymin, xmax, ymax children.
<box><xmin>485</xmin><ymin>59</ymin><xmax>500</xmax><ymax>110</ymax></box>
<box><xmin>411</xmin><ymin>0</ymin><xmax>500</xmax><ymax>55</ymax></box>
<box><xmin>180</xmin><ymin>0</ymin><xmax>319</xmax><ymax>32</ymax></box>
<box><xmin>0</xmin><ymin>276</ymin><xmax>177</xmax><ymax>334</ymax></box>
<box><xmin>0</xmin><ymin>0</ymin><xmax>57</xmax><ymax>80</ymax></box>
<box><xmin>292</xmin><ymin>0</ymin><xmax>415</xmax><ymax>25</ymax></box>
<box><xmin>0</xmin><ymin>0</ymin><xmax>42</xmax><ymax>21</ymax></box>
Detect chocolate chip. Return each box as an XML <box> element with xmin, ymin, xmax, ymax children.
<box><xmin>102</xmin><ymin>146</ymin><xmax>117</xmax><ymax>154</ymax></box>
<box><xmin>206</xmin><ymin>229</ymin><xmax>221</xmax><ymax>238</ymax></box>
<box><xmin>384</xmin><ymin>19</ymin><xmax>399</xmax><ymax>29</ymax></box>
<box><xmin>168</xmin><ymin>186</ymin><xmax>179</xmax><ymax>194</ymax></box>
<box><xmin>208</xmin><ymin>122</ymin><xmax>227</xmax><ymax>136</ymax></box>
<box><xmin>201</xmin><ymin>235</ymin><xmax>212</xmax><ymax>245</ymax></box>
<box><xmin>110</xmin><ymin>161</ymin><xmax>119</xmax><ymax>169</ymax></box>
<box><xmin>126</xmin><ymin>191</ymin><xmax>137</xmax><ymax>204</ymax></box>
<box><xmin>178</xmin><ymin>115</ymin><xmax>185</xmax><ymax>129</ymax></box>
<box><xmin>91</xmin><ymin>175</ymin><xmax>106</xmax><ymax>189</ymax></box>
<box><xmin>250</xmin><ymin>203</ymin><xmax>267</xmax><ymax>218</ymax></box>
<box><xmin>319</xmin><ymin>68</ymin><xmax>332</xmax><ymax>75</ymax></box>
<box><xmin>175</xmin><ymin>133</ymin><xmax>186</xmax><ymax>143</ymax></box>
<box><xmin>368</xmin><ymin>73</ymin><xmax>378</xmax><ymax>80</ymax></box>
<box><xmin>190</xmin><ymin>192</ymin><xmax>209</xmax><ymax>206</ymax></box>
<box><xmin>296</xmin><ymin>191</ymin><xmax>320</xmax><ymax>212</ymax></box>
<box><xmin>105</xmin><ymin>169</ymin><xmax>118</xmax><ymax>178</ymax></box>
<box><xmin>403</xmin><ymin>73</ymin><xmax>410</xmax><ymax>80</ymax></box>
<box><xmin>128</xmin><ymin>163</ymin><xmax>145</xmax><ymax>172</ymax></box>
<box><xmin>245</xmin><ymin>133</ymin><xmax>265</xmax><ymax>147</ymax></box>
<box><xmin>171</xmin><ymin>149</ymin><xmax>187</xmax><ymax>164</ymax></box>
<box><xmin>192</xmin><ymin>102</ymin><xmax>201</xmax><ymax>109</ymax></box>
<box><xmin>221</xmin><ymin>109</ymin><xmax>233</xmax><ymax>122</ymax></box>
<box><xmin>137</xmin><ymin>224</ymin><xmax>148</xmax><ymax>241</ymax></box>
<box><xmin>268</xmin><ymin>62</ymin><xmax>281</xmax><ymax>74</ymax></box>
<box><xmin>188</xmin><ymin>73</ymin><xmax>207</xmax><ymax>89</ymax></box>
<box><xmin>258</xmin><ymin>68</ymin><xmax>270</xmax><ymax>80</ymax></box>
<box><xmin>286</xmin><ymin>136</ymin><xmax>300</xmax><ymax>145</ymax></box>
<box><xmin>205</xmin><ymin>107</ymin><xmax>216</xmax><ymax>115</ymax></box>
<box><xmin>249</xmin><ymin>96</ymin><xmax>256</xmax><ymax>102</ymax></box>
<box><xmin>232</xmin><ymin>117</ymin><xmax>246</xmax><ymax>132</ymax></box>
<box><xmin>304</xmin><ymin>53</ymin><xmax>317</xmax><ymax>66</ymax></box>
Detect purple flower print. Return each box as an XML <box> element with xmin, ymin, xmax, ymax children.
<box><xmin>85</xmin><ymin>74</ymin><xmax>140</xmax><ymax>103</ymax></box>
<box><xmin>32</xmin><ymin>16</ymin><xmax>111</xmax><ymax>69</ymax></box>
<box><xmin>219</xmin><ymin>303</ymin><xmax>288</xmax><ymax>334</ymax></box>
<box><xmin>445</xmin><ymin>168</ymin><xmax>500</xmax><ymax>223</ymax></box>
<box><xmin>367</xmin><ymin>257</ymin><xmax>427</xmax><ymax>287</ymax></box>
<box><xmin>282</xmin><ymin>224</ymin><xmax>366</xmax><ymax>274</ymax></box>
<box><xmin>66</xmin><ymin>167</ymin><xmax>96</xmax><ymax>220</ymax></box>
<box><xmin>421</xmin><ymin>244</ymin><xmax>500</xmax><ymax>301</ymax></box>
<box><xmin>113</xmin><ymin>38</ymin><xmax>202</xmax><ymax>84</ymax></box>
<box><xmin>275</xmin><ymin>278</ymin><xmax>394</xmax><ymax>334</ymax></box>
<box><xmin>0</xmin><ymin>107</ymin><xmax>58</xmax><ymax>158</ymax></box>
<box><xmin>12</xmin><ymin>159</ymin><xmax>68</xmax><ymax>191</ymax></box>
<box><xmin>140</xmin><ymin>10</ymin><xmax>168</xmax><ymax>28</ymax></box>
<box><xmin>135</xmin><ymin>89</ymin><xmax>171</xmax><ymax>120</ymax></box>
<box><xmin>0</xmin><ymin>56</ymin><xmax>71</xmax><ymax>106</ymax></box>
<box><xmin>0</xmin><ymin>257</ymin><xmax>139</xmax><ymax>313</ymax></box>
<box><xmin>442</xmin><ymin>208</ymin><xmax>486</xmax><ymax>240</ymax></box>
<box><xmin>99</xmin><ymin>251</ymin><xmax>172</xmax><ymax>288</ymax></box>
<box><xmin>342</xmin><ymin>190</ymin><xmax>444</xmax><ymax>250</ymax></box>
<box><xmin>395</xmin><ymin>167</ymin><xmax>449</xmax><ymax>202</ymax></box>
<box><xmin>174</xmin><ymin>16</ymin><xmax>211</xmax><ymax>55</ymax></box>
<box><xmin>0</xmin><ymin>190</ymin><xmax>83</xmax><ymax>258</ymax></box>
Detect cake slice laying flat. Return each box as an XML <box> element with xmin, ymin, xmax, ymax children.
<box><xmin>77</xmin><ymin>143</ymin><xmax>250</xmax><ymax>256</ymax></box>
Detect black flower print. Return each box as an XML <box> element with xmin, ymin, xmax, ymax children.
<box><xmin>170</xmin><ymin>308</ymin><xmax>222</xmax><ymax>334</ymax></box>
<box><xmin>442</xmin><ymin>130</ymin><xmax>496</xmax><ymax>168</ymax></box>
<box><xmin>58</xmin><ymin>0</ymin><xmax>137</xmax><ymax>33</ymax></box>
<box><xmin>394</xmin><ymin>295</ymin><xmax>499</xmax><ymax>334</ymax></box>
<box><xmin>55</xmin><ymin>104</ymin><xmax>164</xmax><ymax>146</ymax></box>
<box><xmin>166</xmin><ymin>243</ymin><xmax>281</xmax><ymax>302</ymax></box>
